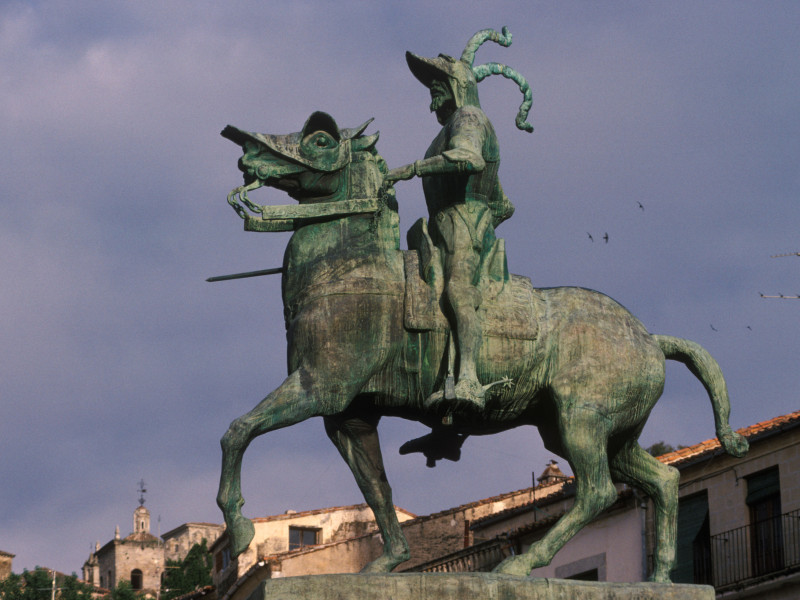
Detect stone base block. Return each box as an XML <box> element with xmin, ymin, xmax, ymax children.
<box><xmin>247</xmin><ymin>573</ymin><xmax>714</xmax><ymax>600</ymax></box>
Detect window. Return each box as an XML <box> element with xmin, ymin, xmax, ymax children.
<box><xmin>568</xmin><ymin>569</ymin><xmax>599</xmax><ymax>581</ymax></box>
<box><xmin>289</xmin><ymin>526</ymin><xmax>319</xmax><ymax>550</ymax></box>
<box><xmin>130</xmin><ymin>569</ymin><xmax>143</xmax><ymax>590</ymax></box>
<box><xmin>672</xmin><ymin>491</ymin><xmax>710</xmax><ymax>584</ymax></box>
<box><xmin>747</xmin><ymin>467</ymin><xmax>783</xmax><ymax>576</ymax></box>
<box><xmin>215</xmin><ymin>547</ymin><xmax>232</xmax><ymax>573</ymax></box>
<box><xmin>554</xmin><ymin>553</ymin><xmax>606</xmax><ymax>581</ymax></box>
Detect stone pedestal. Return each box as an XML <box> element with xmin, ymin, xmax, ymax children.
<box><xmin>246</xmin><ymin>573</ymin><xmax>714</xmax><ymax>600</ymax></box>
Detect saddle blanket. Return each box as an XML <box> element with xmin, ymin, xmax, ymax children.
<box><xmin>403</xmin><ymin>251</ymin><xmax>540</xmax><ymax>341</ymax></box>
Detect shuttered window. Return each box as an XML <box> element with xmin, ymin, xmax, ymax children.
<box><xmin>671</xmin><ymin>491</ymin><xmax>709</xmax><ymax>583</ymax></box>
<box><xmin>746</xmin><ymin>466</ymin><xmax>780</xmax><ymax>505</ymax></box>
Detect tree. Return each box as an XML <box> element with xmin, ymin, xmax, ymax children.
<box><xmin>0</xmin><ymin>569</ymin><xmax>92</xmax><ymax>600</ymax></box>
<box><xmin>646</xmin><ymin>441</ymin><xmax>687</xmax><ymax>457</ymax></box>
<box><xmin>55</xmin><ymin>574</ymin><xmax>92</xmax><ymax>600</ymax></box>
<box><xmin>161</xmin><ymin>541</ymin><xmax>213</xmax><ymax>600</ymax></box>
<box><xmin>646</xmin><ymin>441</ymin><xmax>675</xmax><ymax>457</ymax></box>
<box><xmin>110</xmin><ymin>580</ymin><xmax>139</xmax><ymax>600</ymax></box>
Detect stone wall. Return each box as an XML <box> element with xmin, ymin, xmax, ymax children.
<box><xmin>0</xmin><ymin>551</ymin><xmax>13</xmax><ymax>581</ymax></box>
<box><xmin>96</xmin><ymin>537</ymin><xmax>164</xmax><ymax>591</ymax></box>
<box><xmin>163</xmin><ymin>523</ymin><xmax>224</xmax><ymax>562</ymax></box>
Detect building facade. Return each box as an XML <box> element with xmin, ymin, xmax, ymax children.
<box><xmin>212</xmin><ymin>486</ymin><xmax>555</xmax><ymax>600</ymax></box>
<box><xmin>84</xmin><ymin>505</ymin><xmax>165</xmax><ymax>592</ymax></box>
<box><xmin>405</xmin><ymin>410</ymin><xmax>800</xmax><ymax>599</ymax></box>
<box><xmin>658</xmin><ymin>410</ymin><xmax>800</xmax><ymax>598</ymax></box>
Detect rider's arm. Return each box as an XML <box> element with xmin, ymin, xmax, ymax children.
<box><xmin>414</xmin><ymin>112</ymin><xmax>486</xmax><ymax>176</ymax></box>
<box><xmin>386</xmin><ymin>110</ymin><xmax>486</xmax><ymax>181</ymax></box>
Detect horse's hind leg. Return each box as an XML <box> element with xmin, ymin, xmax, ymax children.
<box><xmin>494</xmin><ymin>405</ymin><xmax>618</xmax><ymax>576</ymax></box>
<box><xmin>610</xmin><ymin>441</ymin><xmax>680</xmax><ymax>582</ymax></box>
<box><xmin>217</xmin><ymin>367</ymin><xmax>339</xmax><ymax>558</ymax></box>
<box><xmin>324</xmin><ymin>414</ymin><xmax>410</xmax><ymax>572</ymax></box>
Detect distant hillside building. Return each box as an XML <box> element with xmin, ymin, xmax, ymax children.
<box><xmin>0</xmin><ymin>550</ymin><xmax>14</xmax><ymax>580</ymax></box>
<box><xmin>84</xmin><ymin>504</ymin><xmax>164</xmax><ymax>592</ymax></box>
<box><xmin>82</xmin><ymin>502</ymin><xmax>224</xmax><ymax>595</ymax></box>
<box><xmin>162</xmin><ymin>523</ymin><xmax>224</xmax><ymax>563</ymax></box>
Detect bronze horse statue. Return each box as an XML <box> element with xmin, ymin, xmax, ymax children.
<box><xmin>215</xmin><ymin>111</ymin><xmax>748</xmax><ymax>581</ymax></box>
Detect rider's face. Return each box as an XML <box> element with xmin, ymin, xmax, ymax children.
<box><xmin>429</xmin><ymin>79</ymin><xmax>454</xmax><ymax>123</ymax></box>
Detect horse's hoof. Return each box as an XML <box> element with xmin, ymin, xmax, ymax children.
<box><xmin>493</xmin><ymin>556</ymin><xmax>531</xmax><ymax>577</ymax></box>
<box><xmin>230</xmin><ymin>516</ymin><xmax>256</xmax><ymax>557</ymax></box>
<box><xmin>359</xmin><ymin>553</ymin><xmax>407</xmax><ymax>573</ymax></box>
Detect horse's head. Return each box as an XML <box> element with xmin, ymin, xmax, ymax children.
<box><xmin>222</xmin><ymin>112</ymin><xmax>384</xmax><ymax>220</ymax></box>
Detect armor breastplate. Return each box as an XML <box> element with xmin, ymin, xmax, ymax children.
<box><xmin>422</xmin><ymin>106</ymin><xmax>500</xmax><ymax>217</ymax></box>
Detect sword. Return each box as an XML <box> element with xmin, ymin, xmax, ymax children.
<box><xmin>206</xmin><ymin>267</ymin><xmax>284</xmax><ymax>282</ymax></box>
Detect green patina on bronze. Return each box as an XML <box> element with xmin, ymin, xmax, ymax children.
<box><xmin>214</xmin><ymin>28</ymin><xmax>748</xmax><ymax>583</ymax></box>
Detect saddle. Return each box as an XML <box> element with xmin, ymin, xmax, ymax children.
<box><xmin>403</xmin><ymin>218</ymin><xmax>539</xmax><ymax>341</ymax></box>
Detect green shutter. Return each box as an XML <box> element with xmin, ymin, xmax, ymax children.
<box><xmin>671</xmin><ymin>492</ymin><xmax>709</xmax><ymax>583</ymax></box>
<box><xmin>746</xmin><ymin>467</ymin><xmax>780</xmax><ymax>505</ymax></box>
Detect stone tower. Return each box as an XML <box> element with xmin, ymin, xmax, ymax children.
<box><xmin>134</xmin><ymin>505</ymin><xmax>151</xmax><ymax>535</ymax></box>
<box><xmin>83</xmin><ymin>483</ymin><xmax>165</xmax><ymax>593</ymax></box>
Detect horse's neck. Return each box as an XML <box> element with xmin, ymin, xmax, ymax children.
<box><xmin>282</xmin><ymin>158</ymin><xmax>402</xmax><ymax>303</ymax></box>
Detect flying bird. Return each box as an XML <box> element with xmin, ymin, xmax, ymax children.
<box><xmin>746</xmin><ymin>326</ymin><xmax>752</xmax><ymax>331</ymax></box>
<box><xmin>637</xmin><ymin>201</ymin><xmax>644</xmax><ymax>211</ymax></box>
<box><xmin>603</xmin><ymin>233</ymin><xmax>609</xmax><ymax>243</ymax></box>
<box><xmin>710</xmin><ymin>324</ymin><xmax>718</xmax><ymax>332</ymax></box>
<box><xmin>587</xmin><ymin>232</ymin><xmax>594</xmax><ymax>242</ymax></box>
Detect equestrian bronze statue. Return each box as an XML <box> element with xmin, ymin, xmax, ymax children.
<box><xmin>214</xmin><ymin>28</ymin><xmax>748</xmax><ymax>582</ymax></box>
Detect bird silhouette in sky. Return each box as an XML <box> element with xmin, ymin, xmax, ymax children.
<box><xmin>710</xmin><ymin>324</ymin><xmax>718</xmax><ymax>332</ymax></box>
<box><xmin>603</xmin><ymin>233</ymin><xmax>609</xmax><ymax>243</ymax></box>
<box><xmin>637</xmin><ymin>201</ymin><xmax>644</xmax><ymax>211</ymax></box>
<box><xmin>587</xmin><ymin>232</ymin><xmax>594</xmax><ymax>242</ymax></box>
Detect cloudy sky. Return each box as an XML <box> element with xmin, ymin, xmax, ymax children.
<box><xmin>2</xmin><ymin>1</ymin><xmax>798</xmax><ymax>577</ymax></box>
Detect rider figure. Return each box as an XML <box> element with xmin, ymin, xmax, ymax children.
<box><xmin>388</xmin><ymin>28</ymin><xmax>532</xmax><ymax>409</ymax></box>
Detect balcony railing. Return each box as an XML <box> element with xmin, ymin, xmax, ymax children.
<box><xmin>402</xmin><ymin>537</ymin><xmax>515</xmax><ymax>573</ymax></box>
<box><xmin>709</xmin><ymin>508</ymin><xmax>800</xmax><ymax>590</ymax></box>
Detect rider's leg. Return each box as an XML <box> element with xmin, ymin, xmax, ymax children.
<box><xmin>442</xmin><ymin>213</ymin><xmax>485</xmax><ymax>405</ymax></box>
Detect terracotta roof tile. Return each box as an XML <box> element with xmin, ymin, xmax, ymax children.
<box><xmin>251</xmin><ymin>503</ymin><xmax>415</xmax><ymax>523</ymax></box>
<box><xmin>657</xmin><ymin>409</ymin><xmax>800</xmax><ymax>467</ymax></box>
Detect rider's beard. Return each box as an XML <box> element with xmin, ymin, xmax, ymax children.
<box><xmin>429</xmin><ymin>95</ymin><xmax>445</xmax><ymax>112</ymax></box>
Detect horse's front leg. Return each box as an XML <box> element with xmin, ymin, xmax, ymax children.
<box><xmin>217</xmin><ymin>367</ymin><xmax>329</xmax><ymax>557</ymax></box>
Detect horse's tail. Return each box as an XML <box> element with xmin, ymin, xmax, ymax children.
<box><xmin>654</xmin><ymin>334</ymin><xmax>749</xmax><ymax>458</ymax></box>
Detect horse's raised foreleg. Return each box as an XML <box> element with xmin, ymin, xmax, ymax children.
<box><xmin>217</xmin><ymin>367</ymin><xmax>338</xmax><ymax>558</ymax></box>
<box><xmin>324</xmin><ymin>414</ymin><xmax>410</xmax><ymax>572</ymax></box>
<box><xmin>494</xmin><ymin>405</ymin><xmax>618</xmax><ymax>576</ymax></box>
<box><xmin>610</xmin><ymin>441</ymin><xmax>680</xmax><ymax>582</ymax></box>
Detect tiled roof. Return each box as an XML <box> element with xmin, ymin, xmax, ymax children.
<box><xmin>122</xmin><ymin>531</ymin><xmax>162</xmax><ymax>544</ymax></box>
<box><xmin>252</xmin><ymin>503</ymin><xmax>416</xmax><ymax>523</ymax></box>
<box><xmin>470</xmin><ymin>479</ymin><xmax>574</xmax><ymax>528</ymax></box>
<box><xmin>0</xmin><ymin>550</ymin><xmax>14</xmax><ymax>558</ymax></box>
<box><xmin>657</xmin><ymin>409</ymin><xmax>800</xmax><ymax>467</ymax></box>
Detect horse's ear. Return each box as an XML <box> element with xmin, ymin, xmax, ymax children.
<box><xmin>351</xmin><ymin>131</ymin><xmax>379</xmax><ymax>152</ymax></box>
<box><xmin>340</xmin><ymin>118</ymin><xmax>375</xmax><ymax>141</ymax></box>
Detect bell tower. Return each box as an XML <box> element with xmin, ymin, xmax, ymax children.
<box><xmin>134</xmin><ymin>479</ymin><xmax>151</xmax><ymax>534</ymax></box>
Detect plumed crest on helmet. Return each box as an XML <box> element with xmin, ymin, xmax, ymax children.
<box><xmin>406</xmin><ymin>27</ymin><xmax>533</xmax><ymax>132</ymax></box>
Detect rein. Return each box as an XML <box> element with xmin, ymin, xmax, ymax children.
<box><xmin>244</xmin><ymin>196</ymin><xmax>382</xmax><ymax>232</ymax></box>
<box><xmin>244</xmin><ymin>158</ymin><xmax>386</xmax><ymax>232</ymax></box>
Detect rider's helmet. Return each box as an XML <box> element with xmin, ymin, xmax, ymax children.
<box><xmin>406</xmin><ymin>27</ymin><xmax>534</xmax><ymax>132</ymax></box>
